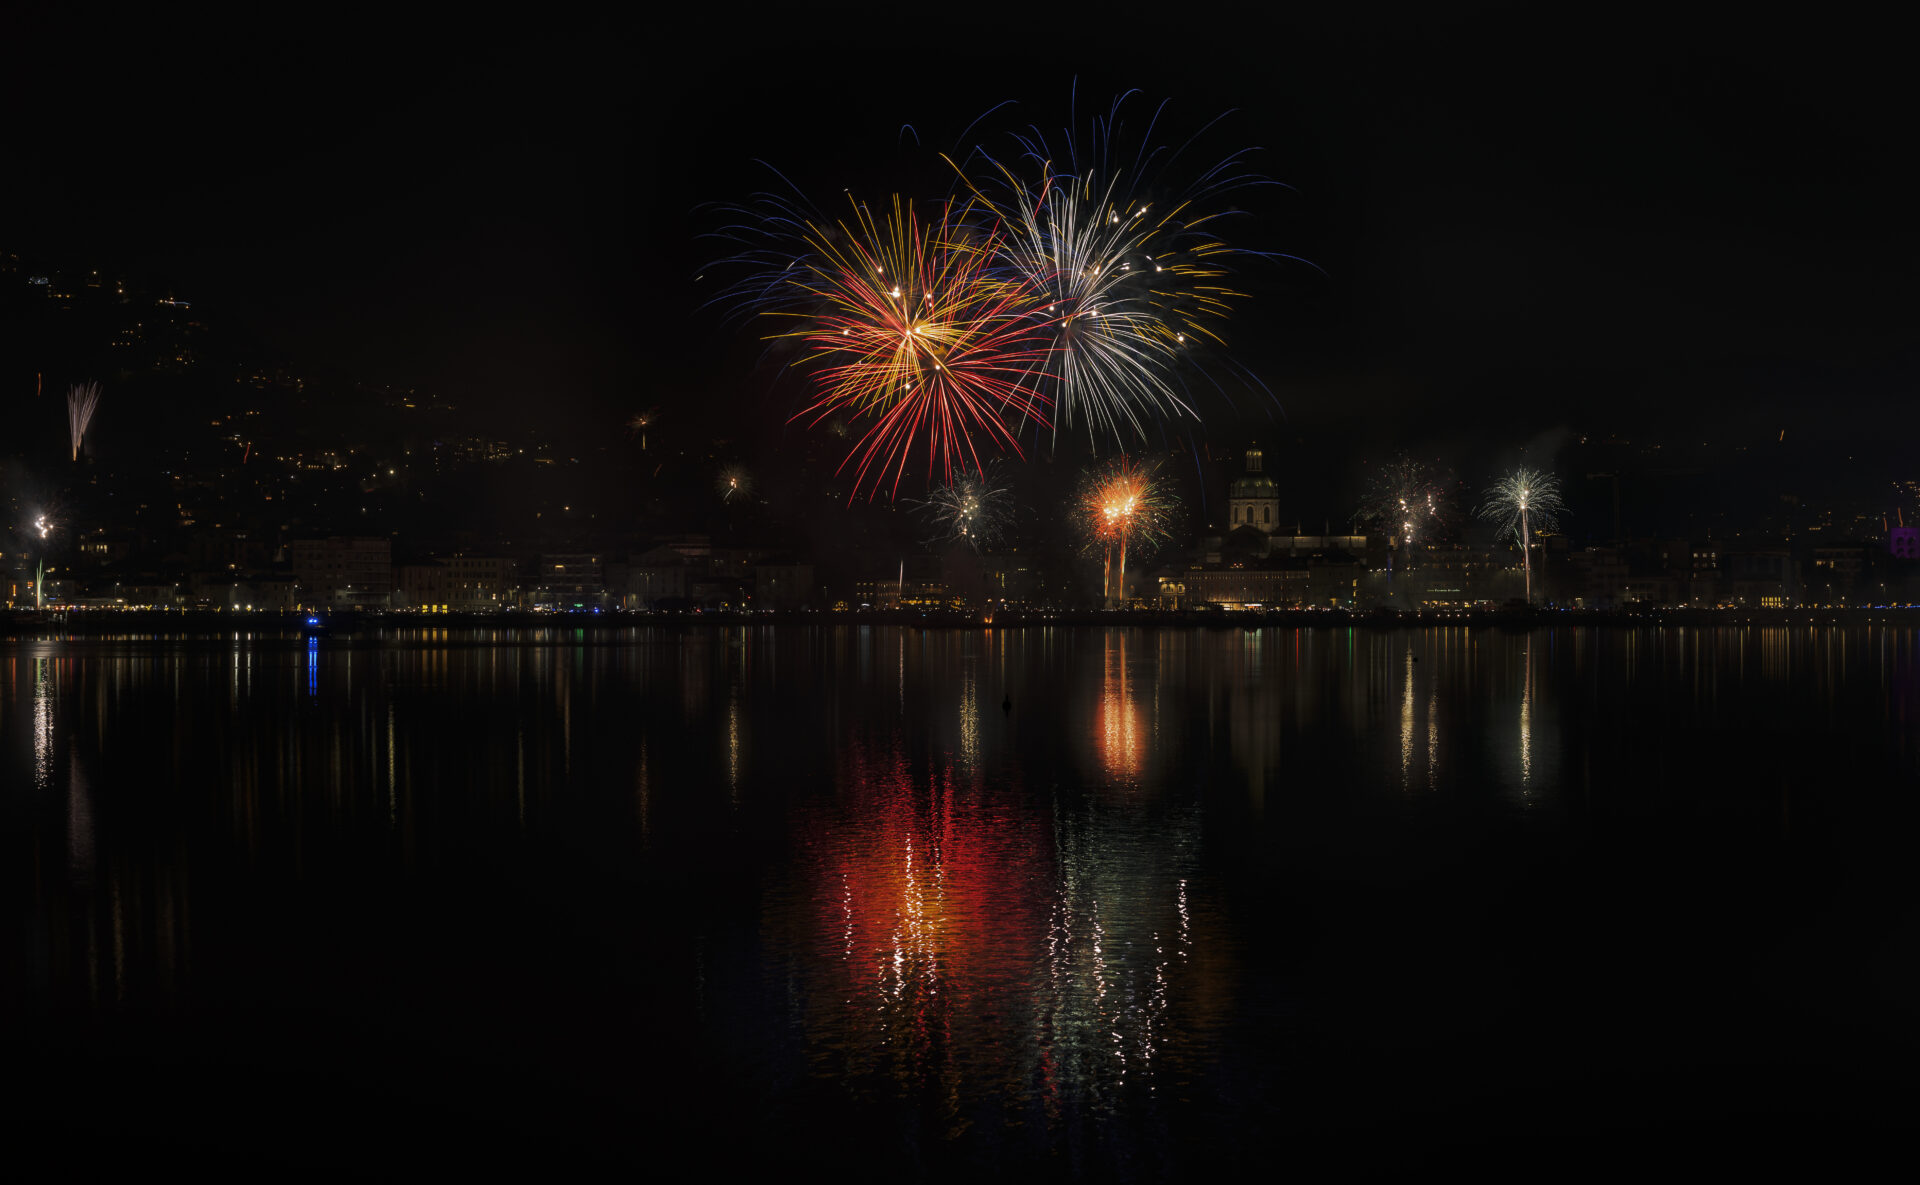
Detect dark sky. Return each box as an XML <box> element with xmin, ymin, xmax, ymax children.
<box><xmin>7</xmin><ymin>8</ymin><xmax>1914</xmax><ymax>472</ymax></box>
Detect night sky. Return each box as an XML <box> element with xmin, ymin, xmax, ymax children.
<box><xmin>7</xmin><ymin>9</ymin><xmax>1913</xmax><ymax>479</ymax></box>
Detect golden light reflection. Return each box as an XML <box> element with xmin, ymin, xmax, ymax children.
<box><xmin>726</xmin><ymin>688</ymin><xmax>743</xmax><ymax>803</ymax></box>
<box><xmin>386</xmin><ymin>701</ymin><xmax>397</xmax><ymax>827</ymax></box>
<box><xmin>1427</xmin><ymin>680</ymin><xmax>1438</xmax><ymax>791</ymax></box>
<box><xmin>1400</xmin><ymin>646</ymin><xmax>1415</xmax><ymax>790</ymax></box>
<box><xmin>1519</xmin><ymin>634</ymin><xmax>1533</xmax><ymax>792</ymax></box>
<box><xmin>958</xmin><ymin>657</ymin><xmax>979</xmax><ymax>768</ymax></box>
<box><xmin>1096</xmin><ymin>633</ymin><xmax>1144</xmax><ymax>781</ymax></box>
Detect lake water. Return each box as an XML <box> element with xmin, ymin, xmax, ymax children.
<box><xmin>5</xmin><ymin>625</ymin><xmax>1917</xmax><ymax>1172</ymax></box>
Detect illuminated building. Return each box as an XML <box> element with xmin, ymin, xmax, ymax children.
<box><xmin>532</xmin><ymin>554</ymin><xmax>607</xmax><ymax>611</ymax></box>
<box><xmin>1161</xmin><ymin>564</ymin><xmax>1311</xmax><ymax>608</ymax></box>
<box><xmin>288</xmin><ymin>536</ymin><xmax>392</xmax><ymax>610</ymax></box>
<box><xmin>1227</xmin><ymin>446</ymin><xmax>1279</xmax><ymax>532</ymax></box>
<box><xmin>396</xmin><ymin>555</ymin><xmax>519</xmax><ymax>612</ymax></box>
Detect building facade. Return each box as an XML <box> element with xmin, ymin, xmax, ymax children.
<box><xmin>1228</xmin><ymin>447</ymin><xmax>1280</xmax><ymax>533</ymax></box>
<box><xmin>288</xmin><ymin>536</ymin><xmax>392</xmax><ymax>609</ymax></box>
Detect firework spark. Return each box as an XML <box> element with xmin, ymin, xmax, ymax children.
<box><xmin>25</xmin><ymin>496</ymin><xmax>66</xmax><ymax>545</ymax></box>
<box><xmin>1360</xmin><ymin>455</ymin><xmax>1454</xmax><ymax>549</ymax></box>
<box><xmin>67</xmin><ymin>381</ymin><xmax>100</xmax><ymax>462</ymax></box>
<box><xmin>718</xmin><ymin>464</ymin><xmax>753</xmax><ymax>503</ymax></box>
<box><xmin>769</xmin><ymin>195</ymin><xmax>1055</xmax><ymax>499</ymax></box>
<box><xmin>707</xmin><ymin>96</ymin><xmax>1298</xmax><ymax>497</ymax></box>
<box><xmin>957</xmin><ymin>93</ymin><xmax>1280</xmax><ymax>447</ymax></box>
<box><xmin>1478</xmin><ymin>467</ymin><xmax>1565</xmax><ymax>605</ymax></box>
<box><xmin>1077</xmin><ymin>455</ymin><xmax>1176</xmax><ymax>608</ymax></box>
<box><xmin>917</xmin><ymin>464</ymin><xmax>1014</xmax><ymax>552</ymax></box>
<box><xmin>628</xmin><ymin>408</ymin><xmax>657</xmax><ymax>449</ymax></box>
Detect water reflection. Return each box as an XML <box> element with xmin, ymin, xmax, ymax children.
<box><xmin>1428</xmin><ymin>674</ymin><xmax>1438</xmax><ymax>792</ymax></box>
<box><xmin>726</xmin><ymin>689</ymin><xmax>743</xmax><ymax>802</ymax></box>
<box><xmin>69</xmin><ymin>751</ymin><xmax>94</xmax><ymax>886</ymax></box>
<box><xmin>774</xmin><ymin>696</ymin><xmax>1215</xmax><ymax>1139</ymax></box>
<box><xmin>1401</xmin><ymin>645</ymin><xmax>1415</xmax><ymax>790</ymax></box>
<box><xmin>35</xmin><ymin>655</ymin><xmax>54</xmax><ymax>795</ymax></box>
<box><xmin>1096</xmin><ymin>633</ymin><xmax>1144</xmax><ymax>782</ymax></box>
<box><xmin>636</xmin><ymin>735</ymin><xmax>651</xmax><ymax>845</ymax></box>
<box><xmin>1520</xmin><ymin>633</ymin><xmax>1534</xmax><ymax>792</ymax></box>
<box><xmin>8</xmin><ymin>625</ymin><xmax>1920</xmax><ymax>1165</ymax></box>
<box><xmin>788</xmin><ymin>747</ymin><xmax>1051</xmax><ymax>1127</ymax></box>
<box><xmin>958</xmin><ymin>656</ymin><xmax>980</xmax><ymax>769</ymax></box>
<box><xmin>387</xmin><ymin>700</ymin><xmax>397</xmax><ymax>828</ymax></box>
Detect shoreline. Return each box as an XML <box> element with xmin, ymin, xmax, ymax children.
<box><xmin>4</xmin><ymin>605</ymin><xmax>1918</xmax><ymax>637</ymax></box>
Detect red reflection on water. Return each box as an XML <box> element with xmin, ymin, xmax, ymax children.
<box><xmin>790</xmin><ymin>738</ymin><xmax>1054</xmax><ymax>1119</ymax></box>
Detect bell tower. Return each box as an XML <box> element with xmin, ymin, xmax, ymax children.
<box><xmin>1228</xmin><ymin>446</ymin><xmax>1280</xmax><ymax>534</ymax></box>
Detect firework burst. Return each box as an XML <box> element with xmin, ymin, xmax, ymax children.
<box><xmin>67</xmin><ymin>381</ymin><xmax>100</xmax><ymax>462</ymax></box>
<box><xmin>706</xmin><ymin>94</ymin><xmax>1301</xmax><ymax>499</ymax></box>
<box><xmin>957</xmin><ymin>93</ymin><xmax>1282</xmax><ymax>447</ymax></box>
<box><xmin>1076</xmin><ymin>455</ymin><xmax>1176</xmax><ymax>607</ymax></box>
<box><xmin>769</xmin><ymin>195</ymin><xmax>1055</xmax><ymax>499</ymax></box>
<box><xmin>1361</xmin><ymin>455</ymin><xmax>1454</xmax><ymax>549</ymax></box>
<box><xmin>718</xmin><ymin>464</ymin><xmax>753</xmax><ymax>503</ymax></box>
<box><xmin>1478</xmin><ymin>467</ymin><xmax>1566</xmax><ymax>604</ymax></box>
<box><xmin>917</xmin><ymin>464</ymin><xmax>1014</xmax><ymax>551</ymax></box>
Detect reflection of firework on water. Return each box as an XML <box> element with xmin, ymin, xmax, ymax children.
<box><xmin>1077</xmin><ymin>455</ymin><xmax>1176</xmax><ymax>607</ymax></box>
<box><xmin>917</xmin><ymin>463</ymin><xmax>1014</xmax><ymax>551</ymax></box>
<box><xmin>67</xmin><ymin>381</ymin><xmax>101</xmax><ymax>462</ymax></box>
<box><xmin>1360</xmin><ymin>455</ymin><xmax>1453</xmax><ymax>548</ymax></box>
<box><xmin>1478</xmin><ymin>467</ymin><xmax>1566</xmax><ymax>604</ymax></box>
<box><xmin>960</xmin><ymin>93</ymin><xmax>1278</xmax><ymax>447</ymax></box>
<box><xmin>718</xmin><ymin>464</ymin><xmax>753</xmax><ymax>503</ymax></box>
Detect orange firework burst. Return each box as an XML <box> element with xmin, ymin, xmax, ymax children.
<box><xmin>770</xmin><ymin>196</ymin><xmax>1054</xmax><ymax>500</ymax></box>
<box><xmin>1076</xmin><ymin>455</ymin><xmax>1176</xmax><ymax>607</ymax></box>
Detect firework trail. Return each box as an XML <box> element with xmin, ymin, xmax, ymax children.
<box><xmin>916</xmin><ymin>463</ymin><xmax>1014</xmax><ymax>551</ymax></box>
<box><xmin>1076</xmin><ymin>455</ymin><xmax>1177</xmax><ymax>607</ymax></box>
<box><xmin>1478</xmin><ymin>467</ymin><xmax>1565</xmax><ymax>605</ymax></box>
<box><xmin>628</xmin><ymin>408</ymin><xmax>657</xmax><ymax>449</ymax></box>
<box><xmin>67</xmin><ymin>382</ymin><xmax>100</xmax><ymax>462</ymax></box>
